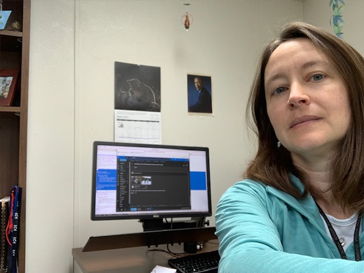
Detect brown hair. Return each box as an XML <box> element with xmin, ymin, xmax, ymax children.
<box><xmin>245</xmin><ymin>21</ymin><xmax>364</xmax><ymax>210</ymax></box>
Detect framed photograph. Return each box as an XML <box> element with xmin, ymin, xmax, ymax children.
<box><xmin>187</xmin><ymin>74</ymin><xmax>213</xmax><ymax>114</ymax></box>
<box><xmin>115</xmin><ymin>62</ymin><xmax>161</xmax><ymax>112</ymax></box>
<box><xmin>0</xmin><ymin>69</ymin><xmax>20</xmax><ymax>106</ymax></box>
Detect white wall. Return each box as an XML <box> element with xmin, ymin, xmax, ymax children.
<box><xmin>26</xmin><ymin>0</ymin><xmax>348</xmax><ymax>272</ymax></box>
<box><xmin>27</xmin><ymin>0</ymin><xmax>75</xmax><ymax>272</ymax></box>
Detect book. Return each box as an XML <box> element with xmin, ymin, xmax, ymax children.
<box><xmin>6</xmin><ymin>187</ymin><xmax>22</xmax><ymax>273</ymax></box>
<box><xmin>0</xmin><ymin>11</ymin><xmax>11</xmax><ymax>30</ymax></box>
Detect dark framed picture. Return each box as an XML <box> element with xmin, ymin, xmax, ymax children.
<box><xmin>115</xmin><ymin>62</ymin><xmax>161</xmax><ymax>112</ymax></box>
<box><xmin>187</xmin><ymin>74</ymin><xmax>213</xmax><ymax>114</ymax></box>
<box><xmin>0</xmin><ymin>69</ymin><xmax>19</xmax><ymax>106</ymax></box>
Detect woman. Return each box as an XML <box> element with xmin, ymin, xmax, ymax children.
<box><xmin>215</xmin><ymin>21</ymin><xmax>364</xmax><ymax>272</ymax></box>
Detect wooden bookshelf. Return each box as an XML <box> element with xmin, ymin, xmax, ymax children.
<box><xmin>0</xmin><ymin>0</ymin><xmax>30</xmax><ymax>272</ymax></box>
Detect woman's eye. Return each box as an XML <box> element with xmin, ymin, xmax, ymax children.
<box><xmin>311</xmin><ymin>74</ymin><xmax>325</xmax><ymax>81</ymax></box>
<box><xmin>273</xmin><ymin>87</ymin><xmax>287</xmax><ymax>95</ymax></box>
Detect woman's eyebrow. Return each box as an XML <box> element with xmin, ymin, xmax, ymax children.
<box><xmin>265</xmin><ymin>60</ymin><xmax>328</xmax><ymax>85</ymax></box>
<box><xmin>301</xmin><ymin>60</ymin><xmax>324</xmax><ymax>70</ymax></box>
<box><xmin>265</xmin><ymin>73</ymin><xmax>285</xmax><ymax>89</ymax></box>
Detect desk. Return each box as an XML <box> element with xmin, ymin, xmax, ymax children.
<box><xmin>72</xmin><ymin>240</ymin><xmax>219</xmax><ymax>273</ymax></box>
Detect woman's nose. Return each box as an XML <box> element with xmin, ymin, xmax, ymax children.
<box><xmin>287</xmin><ymin>83</ymin><xmax>310</xmax><ymax>107</ymax></box>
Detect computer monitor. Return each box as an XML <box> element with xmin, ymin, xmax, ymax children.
<box><xmin>91</xmin><ymin>141</ymin><xmax>212</xmax><ymax>231</ymax></box>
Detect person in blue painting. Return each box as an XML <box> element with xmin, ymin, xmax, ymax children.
<box><xmin>188</xmin><ymin>76</ymin><xmax>212</xmax><ymax>113</ymax></box>
<box><xmin>216</xmin><ymin>21</ymin><xmax>364</xmax><ymax>272</ymax></box>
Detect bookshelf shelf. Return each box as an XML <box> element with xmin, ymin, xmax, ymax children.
<box><xmin>0</xmin><ymin>0</ymin><xmax>30</xmax><ymax>272</ymax></box>
<box><xmin>0</xmin><ymin>30</ymin><xmax>23</xmax><ymax>38</ymax></box>
<box><xmin>0</xmin><ymin>107</ymin><xmax>21</xmax><ymax>113</ymax></box>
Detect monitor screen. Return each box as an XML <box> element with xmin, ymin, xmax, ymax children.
<box><xmin>91</xmin><ymin>141</ymin><xmax>212</xmax><ymax>221</ymax></box>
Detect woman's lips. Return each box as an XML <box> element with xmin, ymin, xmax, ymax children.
<box><xmin>290</xmin><ymin>115</ymin><xmax>321</xmax><ymax>128</ymax></box>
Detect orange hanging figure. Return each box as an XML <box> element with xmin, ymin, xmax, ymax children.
<box><xmin>184</xmin><ymin>13</ymin><xmax>190</xmax><ymax>30</ymax></box>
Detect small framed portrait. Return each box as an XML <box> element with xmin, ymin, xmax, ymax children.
<box><xmin>187</xmin><ymin>74</ymin><xmax>213</xmax><ymax>114</ymax></box>
<box><xmin>0</xmin><ymin>69</ymin><xmax>20</xmax><ymax>106</ymax></box>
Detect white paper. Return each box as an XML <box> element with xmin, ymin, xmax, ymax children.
<box><xmin>114</xmin><ymin>110</ymin><xmax>162</xmax><ymax>144</ymax></box>
<box><xmin>150</xmin><ymin>265</ymin><xmax>176</xmax><ymax>273</ymax></box>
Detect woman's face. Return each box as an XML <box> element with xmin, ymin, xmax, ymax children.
<box><xmin>264</xmin><ymin>38</ymin><xmax>351</xmax><ymax>162</ymax></box>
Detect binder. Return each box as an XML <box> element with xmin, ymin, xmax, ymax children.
<box><xmin>0</xmin><ymin>196</ymin><xmax>10</xmax><ymax>271</ymax></box>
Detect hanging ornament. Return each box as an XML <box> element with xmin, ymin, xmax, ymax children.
<box><xmin>181</xmin><ymin>3</ymin><xmax>193</xmax><ymax>31</ymax></box>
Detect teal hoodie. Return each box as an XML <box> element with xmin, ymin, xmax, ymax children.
<box><xmin>215</xmin><ymin>175</ymin><xmax>364</xmax><ymax>272</ymax></box>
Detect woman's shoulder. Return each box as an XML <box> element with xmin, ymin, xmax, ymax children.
<box><xmin>218</xmin><ymin>177</ymin><xmax>316</xmax><ymax>220</ymax></box>
<box><xmin>216</xmin><ymin>179</ymin><xmax>288</xmax><ymax>229</ymax></box>
<box><xmin>222</xmin><ymin>175</ymin><xmax>304</xmax><ymax>199</ymax></box>
<box><xmin>223</xmin><ymin>178</ymin><xmax>269</xmax><ymax>197</ymax></box>
<box><xmin>217</xmin><ymin>179</ymin><xmax>274</xmax><ymax>209</ymax></box>
<box><xmin>218</xmin><ymin>178</ymin><xmax>306</xmax><ymax>210</ymax></box>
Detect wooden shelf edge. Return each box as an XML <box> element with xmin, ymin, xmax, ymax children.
<box><xmin>0</xmin><ymin>106</ymin><xmax>21</xmax><ymax>113</ymax></box>
<box><xmin>0</xmin><ymin>30</ymin><xmax>23</xmax><ymax>38</ymax></box>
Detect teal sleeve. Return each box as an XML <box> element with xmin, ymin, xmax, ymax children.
<box><xmin>215</xmin><ymin>181</ymin><xmax>364</xmax><ymax>273</ymax></box>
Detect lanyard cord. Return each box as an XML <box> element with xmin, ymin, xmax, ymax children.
<box><xmin>316</xmin><ymin>204</ymin><xmax>362</xmax><ymax>261</ymax></box>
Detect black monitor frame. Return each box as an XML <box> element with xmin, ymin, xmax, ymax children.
<box><xmin>91</xmin><ymin>141</ymin><xmax>212</xmax><ymax>230</ymax></box>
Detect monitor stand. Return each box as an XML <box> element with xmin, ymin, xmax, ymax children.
<box><xmin>140</xmin><ymin>217</ymin><xmax>209</xmax><ymax>232</ymax></box>
<box><xmin>139</xmin><ymin>217</ymin><xmax>210</xmax><ymax>253</ymax></box>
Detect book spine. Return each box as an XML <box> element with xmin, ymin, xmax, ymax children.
<box><xmin>7</xmin><ymin>186</ymin><xmax>22</xmax><ymax>273</ymax></box>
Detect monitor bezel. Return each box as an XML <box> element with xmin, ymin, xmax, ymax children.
<box><xmin>91</xmin><ymin>141</ymin><xmax>212</xmax><ymax>221</ymax></box>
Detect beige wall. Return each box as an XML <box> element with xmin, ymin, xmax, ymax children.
<box><xmin>27</xmin><ymin>0</ymin><xmax>364</xmax><ymax>272</ymax></box>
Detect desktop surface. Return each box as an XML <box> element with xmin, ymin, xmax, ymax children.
<box><xmin>72</xmin><ymin>240</ymin><xmax>219</xmax><ymax>273</ymax></box>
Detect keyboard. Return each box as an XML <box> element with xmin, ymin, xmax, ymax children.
<box><xmin>168</xmin><ymin>250</ymin><xmax>220</xmax><ymax>273</ymax></box>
